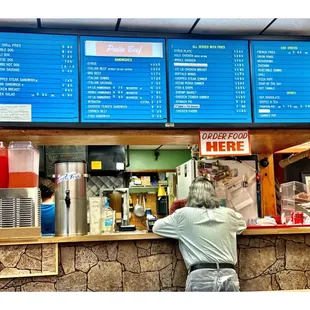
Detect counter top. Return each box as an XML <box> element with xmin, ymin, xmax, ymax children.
<box><xmin>0</xmin><ymin>230</ymin><xmax>164</xmax><ymax>246</ymax></box>
<box><xmin>1</xmin><ymin>226</ymin><xmax>310</xmax><ymax>246</ymax></box>
<box><xmin>242</xmin><ymin>226</ymin><xmax>310</xmax><ymax>235</ymax></box>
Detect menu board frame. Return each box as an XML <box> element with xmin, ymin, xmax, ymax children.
<box><xmin>0</xmin><ymin>31</ymin><xmax>79</xmax><ymax>124</ymax></box>
<box><xmin>167</xmin><ymin>38</ymin><xmax>253</xmax><ymax>124</ymax></box>
<box><xmin>250</xmin><ymin>39</ymin><xmax>310</xmax><ymax>124</ymax></box>
<box><xmin>1</xmin><ymin>27</ymin><xmax>310</xmax><ymax>128</ymax></box>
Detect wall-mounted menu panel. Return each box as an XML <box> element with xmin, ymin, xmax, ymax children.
<box><xmin>0</xmin><ymin>32</ymin><xmax>79</xmax><ymax>122</ymax></box>
<box><xmin>168</xmin><ymin>39</ymin><xmax>252</xmax><ymax>123</ymax></box>
<box><xmin>251</xmin><ymin>41</ymin><xmax>310</xmax><ymax>123</ymax></box>
<box><xmin>80</xmin><ymin>36</ymin><xmax>167</xmax><ymax>123</ymax></box>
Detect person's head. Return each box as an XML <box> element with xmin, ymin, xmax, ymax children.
<box><xmin>39</xmin><ymin>178</ymin><xmax>55</xmax><ymax>202</ymax></box>
<box><xmin>187</xmin><ymin>176</ymin><xmax>221</xmax><ymax>209</ymax></box>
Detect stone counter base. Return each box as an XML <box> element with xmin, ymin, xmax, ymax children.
<box><xmin>1</xmin><ymin>234</ymin><xmax>310</xmax><ymax>291</ymax></box>
<box><xmin>238</xmin><ymin>234</ymin><xmax>310</xmax><ymax>291</ymax></box>
<box><xmin>0</xmin><ymin>240</ymin><xmax>187</xmax><ymax>292</ymax></box>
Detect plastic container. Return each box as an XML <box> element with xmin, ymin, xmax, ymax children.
<box><xmin>8</xmin><ymin>141</ymin><xmax>40</xmax><ymax>188</ymax></box>
<box><xmin>280</xmin><ymin>181</ymin><xmax>310</xmax><ymax>223</ymax></box>
<box><xmin>0</xmin><ymin>142</ymin><xmax>8</xmax><ymax>188</ymax></box>
<box><xmin>101</xmin><ymin>198</ymin><xmax>115</xmax><ymax>233</ymax></box>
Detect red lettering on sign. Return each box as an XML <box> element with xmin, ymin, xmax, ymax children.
<box><xmin>237</xmin><ymin>141</ymin><xmax>244</xmax><ymax>151</ymax></box>
<box><xmin>218</xmin><ymin>141</ymin><xmax>225</xmax><ymax>151</ymax></box>
<box><xmin>226</xmin><ymin>141</ymin><xmax>236</xmax><ymax>151</ymax></box>
<box><xmin>205</xmin><ymin>141</ymin><xmax>245</xmax><ymax>153</ymax></box>
<box><xmin>206</xmin><ymin>141</ymin><xmax>218</xmax><ymax>152</ymax></box>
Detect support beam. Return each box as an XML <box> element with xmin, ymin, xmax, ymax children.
<box><xmin>259</xmin><ymin>153</ymin><xmax>276</xmax><ymax>217</ymax></box>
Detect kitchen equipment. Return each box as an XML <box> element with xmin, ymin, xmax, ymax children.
<box><xmin>107</xmin><ymin>191</ymin><xmax>123</xmax><ymax>213</ymax></box>
<box><xmin>88</xmin><ymin>145</ymin><xmax>126</xmax><ymax>173</ymax></box>
<box><xmin>102</xmin><ymin>188</ymin><xmax>130</xmax><ymax>226</ymax></box>
<box><xmin>145</xmin><ymin>208</ymin><xmax>157</xmax><ymax>232</ymax></box>
<box><xmin>54</xmin><ymin>161</ymin><xmax>88</xmax><ymax>236</ymax></box>
<box><xmin>0</xmin><ymin>188</ymin><xmax>41</xmax><ymax>228</ymax></box>
<box><xmin>146</xmin><ymin>215</ymin><xmax>157</xmax><ymax>232</ymax></box>
<box><xmin>0</xmin><ymin>142</ymin><xmax>8</xmax><ymax>188</ymax></box>
<box><xmin>134</xmin><ymin>193</ymin><xmax>144</xmax><ymax>217</ymax></box>
<box><xmin>157</xmin><ymin>195</ymin><xmax>168</xmax><ymax>215</ymax></box>
<box><xmin>8</xmin><ymin>141</ymin><xmax>40</xmax><ymax>188</ymax></box>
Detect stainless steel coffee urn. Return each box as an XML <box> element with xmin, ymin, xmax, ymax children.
<box><xmin>54</xmin><ymin>161</ymin><xmax>88</xmax><ymax>236</ymax></box>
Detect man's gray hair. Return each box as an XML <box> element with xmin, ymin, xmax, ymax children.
<box><xmin>187</xmin><ymin>176</ymin><xmax>221</xmax><ymax>209</ymax></box>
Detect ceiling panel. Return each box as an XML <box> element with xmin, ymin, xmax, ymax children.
<box><xmin>119</xmin><ymin>18</ymin><xmax>196</xmax><ymax>33</ymax></box>
<box><xmin>41</xmin><ymin>18</ymin><xmax>118</xmax><ymax>30</ymax></box>
<box><xmin>193</xmin><ymin>18</ymin><xmax>273</xmax><ymax>35</ymax></box>
<box><xmin>0</xmin><ymin>18</ymin><xmax>37</xmax><ymax>28</ymax></box>
<box><xmin>263</xmin><ymin>18</ymin><xmax>310</xmax><ymax>36</ymax></box>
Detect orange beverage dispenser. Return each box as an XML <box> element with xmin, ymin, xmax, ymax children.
<box><xmin>0</xmin><ymin>142</ymin><xmax>8</xmax><ymax>188</ymax></box>
<box><xmin>8</xmin><ymin>141</ymin><xmax>40</xmax><ymax>188</ymax></box>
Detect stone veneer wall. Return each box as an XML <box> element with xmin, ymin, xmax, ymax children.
<box><xmin>0</xmin><ymin>239</ymin><xmax>187</xmax><ymax>292</ymax></box>
<box><xmin>1</xmin><ymin>235</ymin><xmax>310</xmax><ymax>291</ymax></box>
<box><xmin>0</xmin><ymin>244</ymin><xmax>57</xmax><ymax>278</ymax></box>
<box><xmin>238</xmin><ymin>234</ymin><xmax>310</xmax><ymax>291</ymax></box>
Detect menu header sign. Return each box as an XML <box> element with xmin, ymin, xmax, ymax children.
<box><xmin>199</xmin><ymin>130</ymin><xmax>251</xmax><ymax>156</ymax></box>
<box><xmin>80</xmin><ymin>36</ymin><xmax>167</xmax><ymax>123</ymax></box>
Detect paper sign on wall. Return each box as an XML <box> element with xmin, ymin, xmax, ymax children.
<box><xmin>199</xmin><ymin>130</ymin><xmax>251</xmax><ymax>156</ymax></box>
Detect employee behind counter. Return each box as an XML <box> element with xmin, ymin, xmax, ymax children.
<box><xmin>153</xmin><ymin>176</ymin><xmax>246</xmax><ymax>292</ymax></box>
<box><xmin>39</xmin><ymin>178</ymin><xmax>56</xmax><ymax>236</ymax></box>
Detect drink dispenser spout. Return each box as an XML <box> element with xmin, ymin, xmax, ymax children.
<box><xmin>65</xmin><ymin>190</ymin><xmax>71</xmax><ymax>235</ymax></box>
<box><xmin>65</xmin><ymin>190</ymin><xmax>71</xmax><ymax>208</ymax></box>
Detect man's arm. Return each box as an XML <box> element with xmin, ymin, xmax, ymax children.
<box><xmin>153</xmin><ymin>211</ymin><xmax>180</xmax><ymax>239</ymax></box>
<box><xmin>233</xmin><ymin>211</ymin><xmax>247</xmax><ymax>235</ymax></box>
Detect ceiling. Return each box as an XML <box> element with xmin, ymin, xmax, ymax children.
<box><xmin>0</xmin><ymin>18</ymin><xmax>310</xmax><ymax>36</ymax></box>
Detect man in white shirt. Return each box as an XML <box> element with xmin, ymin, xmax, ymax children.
<box><xmin>153</xmin><ymin>176</ymin><xmax>247</xmax><ymax>292</ymax></box>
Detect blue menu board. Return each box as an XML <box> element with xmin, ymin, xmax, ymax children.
<box><xmin>251</xmin><ymin>41</ymin><xmax>310</xmax><ymax>123</ymax></box>
<box><xmin>0</xmin><ymin>32</ymin><xmax>78</xmax><ymax>123</ymax></box>
<box><xmin>80</xmin><ymin>36</ymin><xmax>167</xmax><ymax>123</ymax></box>
<box><xmin>168</xmin><ymin>39</ymin><xmax>252</xmax><ymax>123</ymax></box>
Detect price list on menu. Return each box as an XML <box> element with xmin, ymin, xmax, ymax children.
<box><xmin>0</xmin><ymin>32</ymin><xmax>79</xmax><ymax>123</ymax></box>
<box><xmin>80</xmin><ymin>36</ymin><xmax>167</xmax><ymax>123</ymax></box>
<box><xmin>168</xmin><ymin>39</ymin><xmax>252</xmax><ymax>123</ymax></box>
<box><xmin>251</xmin><ymin>41</ymin><xmax>310</xmax><ymax>123</ymax></box>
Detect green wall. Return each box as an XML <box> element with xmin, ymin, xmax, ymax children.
<box><xmin>128</xmin><ymin>149</ymin><xmax>191</xmax><ymax>170</ymax></box>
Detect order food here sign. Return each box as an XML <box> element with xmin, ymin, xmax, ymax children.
<box><xmin>199</xmin><ymin>130</ymin><xmax>251</xmax><ymax>157</ymax></box>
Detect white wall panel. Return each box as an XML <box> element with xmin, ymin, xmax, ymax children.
<box><xmin>0</xmin><ymin>18</ymin><xmax>37</xmax><ymax>28</ymax></box>
<box><xmin>119</xmin><ymin>18</ymin><xmax>196</xmax><ymax>33</ymax></box>
<box><xmin>41</xmin><ymin>18</ymin><xmax>118</xmax><ymax>30</ymax></box>
<box><xmin>264</xmin><ymin>19</ymin><xmax>310</xmax><ymax>35</ymax></box>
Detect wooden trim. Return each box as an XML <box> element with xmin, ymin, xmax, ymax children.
<box><xmin>242</xmin><ymin>227</ymin><xmax>310</xmax><ymax>235</ymax></box>
<box><xmin>1</xmin><ymin>128</ymin><xmax>310</xmax><ymax>154</ymax></box>
<box><xmin>0</xmin><ymin>243</ymin><xmax>58</xmax><ymax>279</ymax></box>
<box><xmin>276</xmin><ymin>147</ymin><xmax>310</xmax><ymax>154</ymax></box>
<box><xmin>0</xmin><ymin>271</ymin><xmax>58</xmax><ymax>279</ymax></box>
<box><xmin>55</xmin><ymin>243</ymin><xmax>59</xmax><ymax>274</ymax></box>
<box><xmin>0</xmin><ymin>232</ymin><xmax>164</xmax><ymax>246</ymax></box>
<box><xmin>0</xmin><ymin>227</ymin><xmax>41</xmax><ymax>242</ymax></box>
